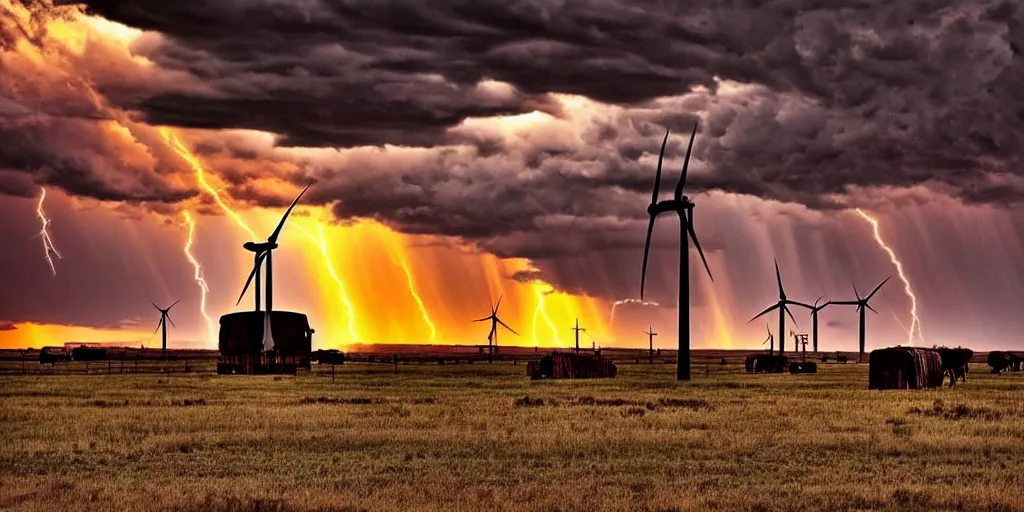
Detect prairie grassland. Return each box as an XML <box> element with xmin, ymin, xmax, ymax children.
<box><xmin>2</xmin><ymin>362</ymin><xmax>1024</xmax><ymax>512</ymax></box>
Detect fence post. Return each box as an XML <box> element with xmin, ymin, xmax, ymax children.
<box><xmin>331</xmin><ymin>364</ymin><xmax>335</xmax><ymax>382</ymax></box>
<box><xmin>108</xmin><ymin>360</ymin><xmax>112</xmax><ymax>374</ymax></box>
<box><xmin>120</xmin><ymin>356</ymin><xmax>124</xmax><ymax>374</ymax></box>
<box><xmin>22</xmin><ymin>350</ymin><xmax>26</xmax><ymax>375</ymax></box>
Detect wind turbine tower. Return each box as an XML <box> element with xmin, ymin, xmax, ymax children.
<box><xmin>471</xmin><ymin>295</ymin><xmax>519</xmax><ymax>362</ymax></box>
<box><xmin>151</xmin><ymin>300</ymin><xmax>180</xmax><ymax>359</ymax></box>
<box><xmin>827</xmin><ymin>277</ymin><xmax>890</xmax><ymax>361</ymax></box>
<box><xmin>571</xmin><ymin>318</ymin><xmax>586</xmax><ymax>354</ymax></box>
<box><xmin>640</xmin><ymin>123</ymin><xmax>714</xmax><ymax>381</ymax></box>
<box><xmin>644</xmin><ymin>326</ymin><xmax>658</xmax><ymax>363</ymax></box>
<box><xmin>749</xmin><ymin>260</ymin><xmax>811</xmax><ymax>353</ymax></box>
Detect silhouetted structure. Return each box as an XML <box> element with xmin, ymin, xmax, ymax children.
<box><xmin>312</xmin><ymin>348</ymin><xmax>345</xmax><ymax>365</ymax></box>
<box><xmin>827</xmin><ymin>277</ymin><xmax>891</xmax><ymax>361</ymax></box>
<box><xmin>644</xmin><ymin>326</ymin><xmax>657</xmax><ymax>363</ymax></box>
<box><xmin>217</xmin><ymin>311</ymin><xmax>312</xmax><ymax>374</ymax></box>
<box><xmin>39</xmin><ymin>346</ymin><xmax>70</xmax><ymax>364</ymax></box>
<box><xmin>868</xmin><ymin>347</ymin><xmax>943</xmax><ymax>390</ymax></box>
<box><xmin>234</xmin><ymin>184</ymin><xmax>310</xmax><ymax>351</ymax></box>
<box><xmin>527</xmin><ymin>352</ymin><xmax>617</xmax><ymax>379</ymax></box>
<box><xmin>571</xmin><ymin>318</ymin><xmax>586</xmax><ymax>354</ymax></box>
<box><xmin>640</xmin><ymin>123</ymin><xmax>713</xmax><ymax>381</ymax></box>
<box><xmin>749</xmin><ymin>261</ymin><xmax>811</xmax><ymax>354</ymax></box>
<box><xmin>934</xmin><ymin>347</ymin><xmax>973</xmax><ymax>387</ymax></box>
<box><xmin>220</xmin><ymin>184</ymin><xmax>313</xmax><ymax>373</ymax></box>
<box><xmin>471</xmin><ymin>295</ymin><xmax>518</xmax><ymax>362</ymax></box>
<box><xmin>807</xmin><ymin>298</ymin><xmax>829</xmax><ymax>352</ymax></box>
<box><xmin>744</xmin><ymin>354</ymin><xmax>788</xmax><ymax>373</ymax></box>
<box><xmin>71</xmin><ymin>345</ymin><xmax>106</xmax><ymax>361</ymax></box>
<box><xmin>151</xmin><ymin>299</ymin><xmax>180</xmax><ymax>359</ymax></box>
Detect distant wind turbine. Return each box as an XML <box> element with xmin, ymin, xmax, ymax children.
<box><xmin>471</xmin><ymin>295</ymin><xmax>519</xmax><ymax>362</ymax></box>
<box><xmin>761</xmin><ymin>323</ymin><xmax>774</xmax><ymax>354</ymax></box>
<box><xmin>571</xmin><ymin>318</ymin><xmax>586</xmax><ymax>354</ymax></box>
<box><xmin>748</xmin><ymin>260</ymin><xmax>811</xmax><ymax>353</ymax></box>
<box><xmin>639</xmin><ymin>123</ymin><xmax>714</xmax><ymax>381</ymax></box>
<box><xmin>826</xmin><ymin>277</ymin><xmax>891</xmax><ymax>361</ymax></box>
<box><xmin>808</xmin><ymin>297</ymin><xmax>830</xmax><ymax>353</ymax></box>
<box><xmin>644</xmin><ymin>326</ymin><xmax>658</xmax><ymax>363</ymax></box>
<box><xmin>151</xmin><ymin>300</ymin><xmax>180</xmax><ymax>359</ymax></box>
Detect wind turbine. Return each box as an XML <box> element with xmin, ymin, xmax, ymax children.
<box><xmin>234</xmin><ymin>183</ymin><xmax>310</xmax><ymax>351</ymax></box>
<box><xmin>471</xmin><ymin>295</ymin><xmax>519</xmax><ymax>362</ymax></box>
<box><xmin>761</xmin><ymin>323</ymin><xmax>774</xmax><ymax>355</ymax></box>
<box><xmin>808</xmin><ymin>297</ymin><xmax>830</xmax><ymax>353</ymax></box>
<box><xmin>748</xmin><ymin>260</ymin><xmax>812</xmax><ymax>353</ymax></box>
<box><xmin>826</xmin><ymin>277</ymin><xmax>890</xmax><ymax>361</ymax></box>
<box><xmin>571</xmin><ymin>318</ymin><xmax>586</xmax><ymax>354</ymax></box>
<box><xmin>644</xmin><ymin>326</ymin><xmax>658</xmax><ymax>363</ymax></box>
<box><xmin>151</xmin><ymin>300</ymin><xmax>180</xmax><ymax>359</ymax></box>
<box><xmin>640</xmin><ymin>123</ymin><xmax>714</xmax><ymax>381</ymax></box>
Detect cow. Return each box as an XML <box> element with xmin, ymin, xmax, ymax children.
<box><xmin>988</xmin><ymin>351</ymin><xmax>1015</xmax><ymax>374</ymax></box>
<box><xmin>934</xmin><ymin>347</ymin><xmax>973</xmax><ymax>387</ymax></box>
<box><xmin>745</xmin><ymin>354</ymin><xmax>788</xmax><ymax>374</ymax></box>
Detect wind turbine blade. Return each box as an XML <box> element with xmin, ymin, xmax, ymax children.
<box><xmin>674</xmin><ymin>121</ymin><xmax>698</xmax><ymax>199</ymax></box>
<box><xmin>748</xmin><ymin>303</ymin><xmax>781</xmax><ymax>323</ymax></box>
<box><xmin>165</xmin><ymin>313</ymin><xmax>176</xmax><ymax>329</ymax></box>
<box><xmin>784</xmin><ymin>305</ymin><xmax>799</xmax><ymax>327</ymax></box>
<box><xmin>167</xmin><ymin>299</ymin><xmax>181</xmax><ymax>311</ymax></box>
<box><xmin>853</xmin><ymin>282</ymin><xmax>861</xmax><ymax>301</ymax></box>
<box><xmin>640</xmin><ymin>215</ymin><xmax>658</xmax><ymax>299</ymax></box>
<box><xmin>652</xmin><ymin>129</ymin><xmax>669</xmax><ymax>204</ymax></box>
<box><xmin>471</xmin><ymin>316</ymin><xmax>491</xmax><ymax>323</ymax></box>
<box><xmin>497</xmin><ymin>317</ymin><xmax>520</xmax><ymax>336</ymax></box>
<box><xmin>786</xmin><ymin>300</ymin><xmax>814</xmax><ymax>310</ymax></box>
<box><xmin>235</xmin><ymin>251</ymin><xmax>267</xmax><ymax>306</ymax></box>
<box><xmin>867</xmin><ymin>276</ymin><xmax>891</xmax><ymax>301</ymax></box>
<box><xmin>267</xmin><ymin>183</ymin><xmax>311</xmax><ymax>244</ymax></box>
<box><xmin>814</xmin><ymin>296</ymin><xmax>823</xmax><ymax>308</ymax></box>
<box><xmin>774</xmin><ymin>259</ymin><xmax>785</xmax><ymax>300</ymax></box>
<box><xmin>866</xmin><ymin>303</ymin><xmax>879</xmax><ymax>314</ymax></box>
<box><xmin>685</xmin><ymin>211</ymin><xmax>713</xmax><ymax>282</ymax></box>
<box><xmin>494</xmin><ymin>295</ymin><xmax>503</xmax><ymax>314</ymax></box>
<box><xmin>153</xmin><ymin>318</ymin><xmax>163</xmax><ymax>335</ymax></box>
<box><xmin>150</xmin><ymin>301</ymin><xmax>160</xmax><ymax>312</ymax></box>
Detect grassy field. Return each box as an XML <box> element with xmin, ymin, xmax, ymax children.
<box><xmin>2</xmin><ymin>362</ymin><xmax>1024</xmax><ymax>511</ymax></box>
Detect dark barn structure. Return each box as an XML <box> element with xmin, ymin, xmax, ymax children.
<box><xmin>868</xmin><ymin>347</ymin><xmax>943</xmax><ymax>390</ymax></box>
<box><xmin>527</xmin><ymin>352</ymin><xmax>617</xmax><ymax>379</ymax></box>
<box><xmin>217</xmin><ymin>311</ymin><xmax>313</xmax><ymax>375</ymax></box>
<box><xmin>70</xmin><ymin>346</ymin><xmax>107</xmax><ymax>361</ymax></box>
<box><xmin>744</xmin><ymin>354</ymin><xmax>788</xmax><ymax>374</ymax></box>
<box><xmin>39</xmin><ymin>346</ymin><xmax>71</xmax><ymax>364</ymax></box>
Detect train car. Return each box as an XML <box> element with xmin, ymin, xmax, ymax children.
<box><xmin>217</xmin><ymin>311</ymin><xmax>313</xmax><ymax>375</ymax></box>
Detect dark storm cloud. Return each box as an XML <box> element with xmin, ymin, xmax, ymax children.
<box><xmin>0</xmin><ymin>321</ymin><xmax>17</xmax><ymax>331</ymax></box>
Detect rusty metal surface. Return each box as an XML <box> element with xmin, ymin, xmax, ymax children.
<box><xmin>868</xmin><ymin>347</ymin><xmax>942</xmax><ymax>390</ymax></box>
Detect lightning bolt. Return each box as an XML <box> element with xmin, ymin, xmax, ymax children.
<box><xmin>293</xmin><ymin>223</ymin><xmax>359</xmax><ymax>342</ymax></box>
<box><xmin>181</xmin><ymin>211</ymin><xmax>216</xmax><ymax>343</ymax></box>
<box><xmin>531</xmin><ymin>284</ymin><xmax>561</xmax><ymax>345</ymax></box>
<box><xmin>159</xmin><ymin>127</ymin><xmax>257</xmax><ymax>239</ymax></box>
<box><xmin>36</xmin><ymin>186</ymin><xmax>62</xmax><ymax>276</ymax></box>
<box><xmin>854</xmin><ymin>208</ymin><xmax>924</xmax><ymax>344</ymax></box>
<box><xmin>398</xmin><ymin>255</ymin><xmax>437</xmax><ymax>343</ymax></box>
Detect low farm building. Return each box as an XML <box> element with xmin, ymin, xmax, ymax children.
<box><xmin>527</xmin><ymin>352</ymin><xmax>617</xmax><ymax>379</ymax></box>
<box><xmin>868</xmin><ymin>347</ymin><xmax>943</xmax><ymax>390</ymax></box>
<box><xmin>218</xmin><ymin>311</ymin><xmax>313</xmax><ymax>375</ymax></box>
<box><xmin>744</xmin><ymin>354</ymin><xmax>787</xmax><ymax>374</ymax></box>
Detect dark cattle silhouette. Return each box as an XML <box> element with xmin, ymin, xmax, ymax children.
<box><xmin>934</xmin><ymin>347</ymin><xmax>973</xmax><ymax>387</ymax></box>
<box><xmin>987</xmin><ymin>351</ymin><xmax>1021</xmax><ymax>374</ymax></box>
<box><xmin>869</xmin><ymin>347</ymin><xmax>943</xmax><ymax>390</ymax></box>
<box><xmin>744</xmin><ymin>354</ymin><xmax>788</xmax><ymax>374</ymax></box>
<box><xmin>527</xmin><ymin>352</ymin><xmax>617</xmax><ymax>379</ymax></box>
<box><xmin>789</xmin><ymin>361</ymin><xmax>817</xmax><ymax>374</ymax></box>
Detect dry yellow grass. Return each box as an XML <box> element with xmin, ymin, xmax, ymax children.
<box><xmin>2</xmin><ymin>362</ymin><xmax>1024</xmax><ymax>511</ymax></box>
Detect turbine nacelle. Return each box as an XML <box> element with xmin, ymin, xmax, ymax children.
<box><xmin>243</xmin><ymin>241</ymin><xmax>278</xmax><ymax>253</ymax></box>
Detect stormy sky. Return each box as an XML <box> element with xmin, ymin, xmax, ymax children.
<box><xmin>2</xmin><ymin>0</ymin><xmax>1024</xmax><ymax>351</ymax></box>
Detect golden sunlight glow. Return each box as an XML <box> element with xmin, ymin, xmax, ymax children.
<box><xmin>854</xmin><ymin>208</ymin><xmax>924</xmax><ymax>344</ymax></box>
<box><xmin>36</xmin><ymin>187</ymin><xmax>62</xmax><ymax>276</ymax></box>
<box><xmin>292</xmin><ymin>222</ymin><xmax>359</xmax><ymax>342</ymax></box>
<box><xmin>0</xmin><ymin>322</ymin><xmax>154</xmax><ymax>350</ymax></box>
<box><xmin>181</xmin><ymin>212</ymin><xmax>216</xmax><ymax>343</ymax></box>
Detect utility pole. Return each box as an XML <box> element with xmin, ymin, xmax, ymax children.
<box><xmin>571</xmin><ymin>318</ymin><xmax>586</xmax><ymax>354</ymax></box>
<box><xmin>645</xmin><ymin>327</ymin><xmax>658</xmax><ymax>364</ymax></box>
